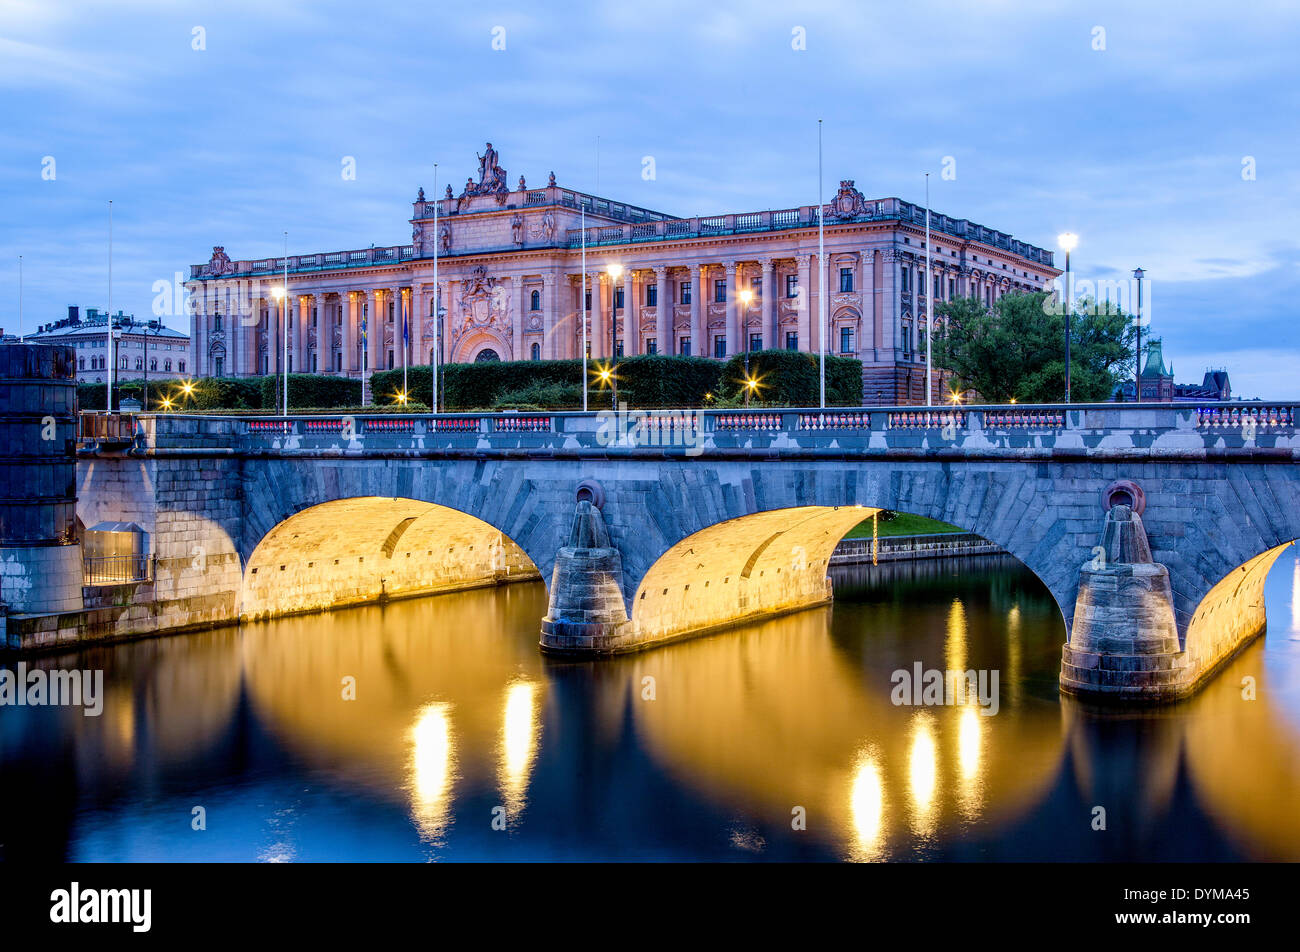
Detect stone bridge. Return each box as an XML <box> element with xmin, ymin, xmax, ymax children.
<box><xmin>57</xmin><ymin>402</ymin><xmax>1300</xmax><ymax>701</ymax></box>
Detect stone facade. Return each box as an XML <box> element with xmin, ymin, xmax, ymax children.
<box><xmin>184</xmin><ymin>143</ymin><xmax>1059</xmax><ymax>405</ymax></box>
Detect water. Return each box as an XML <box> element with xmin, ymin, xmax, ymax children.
<box><xmin>3</xmin><ymin>550</ymin><xmax>1300</xmax><ymax>862</ymax></box>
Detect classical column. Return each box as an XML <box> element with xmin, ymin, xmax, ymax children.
<box><xmin>725</xmin><ymin>261</ymin><xmax>740</xmax><ymax>358</ymax></box>
<box><xmin>591</xmin><ymin>273</ymin><xmax>607</xmax><ymax>359</ymax></box>
<box><xmin>760</xmin><ymin>259</ymin><xmax>775</xmax><ymax>351</ymax></box>
<box><xmin>342</xmin><ymin>292</ymin><xmax>357</xmax><ymax>374</ymax></box>
<box><xmin>691</xmin><ymin>264</ymin><xmax>705</xmax><ymax>357</ymax></box>
<box><xmin>653</xmin><ymin>266</ymin><xmax>669</xmax><ymax>355</ymax></box>
<box><xmin>861</xmin><ymin>250</ymin><xmax>876</xmax><ymax>359</ymax></box>
<box><xmin>512</xmin><ymin>276</ymin><xmax>525</xmax><ymax>362</ymax></box>
<box><xmin>623</xmin><ymin>269</ymin><xmax>635</xmax><ymax>356</ymax></box>
<box><xmin>881</xmin><ymin>249</ymin><xmax>899</xmax><ymax>356</ymax></box>
<box><xmin>541</xmin><ymin>273</ymin><xmax>558</xmax><ymax>359</ymax></box>
<box><xmin>366</xmin><ymin>289</ymin><xmax>381</xmax><ymax>382</ymax></box>
<box><xmin>795</xmin><ymin>254</ymin><xmax>812</xmax><ymax>353</ymax></box>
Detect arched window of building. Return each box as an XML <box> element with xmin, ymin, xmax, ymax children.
<box><xmin>78</xmin><ymin>358</ymin><xmax>85</xmax><ymax>370</ymax></box>
<box><xmin>474</xmin><ymin>349</ymin><xmax>500</xmax><ymax>363</ymax></box>
<box><xmin>135</xmin><ymin>358</ymin><xmax>142</xmax><ymax>370</ymax></box>
<box><xmin>179</xmin><ymin>360</ymin><xmax>186</xmax><ymax>373</ymax></box>
<box><xmin>530</xmin><ymin>290</ymin><xmax>541</xmax><ymax>311</ymax></box>
<box><xmin>164</xmin><ymin>360</ymin><xmax>172</xmax><ymax>372</ymax></box>
<box><xmin>150</xmin><ymin>358</ymin><xmax>157</xmax><ymax>371</ymax></box>
<box><xmin>530</xmin><ymin>342</ymin><xmax>540</xmax><ymax>360</ymax></box>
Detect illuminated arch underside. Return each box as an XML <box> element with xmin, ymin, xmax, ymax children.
<box><xmin>1184</xmin><ymin>540</ymin><xmax>1296</xmax><ymax>678</ymax></box>
<box><xmin>630</xmin><ymin>506</ymin><xmax>880</xmax><ymax>645</ymax></box>
<box><xmin>241</xmin><ymin>497</ymin><xmax>539</xmax><ymax>619</ymax></box>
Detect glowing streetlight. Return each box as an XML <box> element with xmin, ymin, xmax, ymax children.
<box><xmin>605</xmin><ymin>263</ymin><xmax>623</xmax><ymax>408</ymax></box>
<box><xmin>1132</xmin><ymin>267</ymin><xmax>1145</xmax><ymax>403</ymax></box>
<box><xmin>1057</xmin><ymin>233</ymin><xmax>1078</xmax><ymax>403</ymax></box>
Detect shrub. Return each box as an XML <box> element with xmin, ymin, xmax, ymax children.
<box><xmin>717</xmin><ymin>350</ymin><xmax>862</xmax><ymax>406</ymax></box>
<box><xmin>259</xmin><ymin>374</ymin><xmax>360</xmax><ymax>410</ymax></box>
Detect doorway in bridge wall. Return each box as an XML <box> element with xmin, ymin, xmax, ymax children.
<box><xmin>240</xmin><ymin>497</ymin><xmax>540</xmax><ymax>620</ymax></box>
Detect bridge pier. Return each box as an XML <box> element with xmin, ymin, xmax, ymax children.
<box><xmin>540</xmin><ymin>499</ymin><xmax>632</xmax><ymax>653</ymax></box>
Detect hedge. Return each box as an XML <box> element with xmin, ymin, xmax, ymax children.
<box><xmin>78</xmin><ymin>377</ymin><xmax>265</xmax><ymax>412</ymax></box>
<box><xmin>371</xmin><ymin>355</ymin><xmax>723</xmax><ymax>410</ymax></box>
<box><xmin>259</xmin><ymin>374</ymin><xmax>361</xmax><ymax>410</ymax></box>
<box><xmin>716</xmin><ymin>350</ymin><xmax>862</xmax><ymax>406</ymax></box>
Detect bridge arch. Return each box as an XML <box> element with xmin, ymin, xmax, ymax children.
<box><xmin>241</xmin><ymin>496</ymin><xmax>542</xmax><ymax>620</ymax></box>
<box><xmin>1183</xmin><ymin>540</ymin><xmax>1298</xmax><ymax>679</ymax></box>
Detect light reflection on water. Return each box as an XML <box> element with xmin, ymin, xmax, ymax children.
<box><xmin>2</xmin><ymin>549</ymin><xmax>1300</xmax><ymax>861</ymax></box>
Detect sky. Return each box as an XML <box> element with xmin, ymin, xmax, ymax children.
<box><xmin>1</xmin><ymin>0</ymin><xmax>1297</xmax><ymax>397</ymax></box>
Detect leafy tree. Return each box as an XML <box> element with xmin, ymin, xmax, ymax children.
<box><xmin>932</xmin><ymin>291</ymin><xmax>1134</xmax><ymax>403</ymax></box>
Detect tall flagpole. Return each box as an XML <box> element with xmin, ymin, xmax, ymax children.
<box><xmin>925</xmin><ymin>172</ymin><xmax>932</xmax><ymax>407</ymax></box>
<box><xmin>581</xmin><ymin>205</ymin><xmax>588</xmax><ymax>412</ymax></box>
<box><xmin>432</xmin><ymin>163</ymin><xmax>439</xmax><ymax>413</ymax></box>
<box><xmin>817</xmin><ymin>119</ymin><xmax>826</xmax><ymax>409</ymax></box>
<box><xmin>107</xmin><ymin>200</ymin><xmax>114</xmax><ymax>412</ymax></box>
<box><xmin>282</xmin><ymin>232</ymin><xmax>289</xmax><ymax>414</ymax></box>
<box><xmin>17</xmin><ymin>255</ymin><xmax>23</xmax><ymax>342</ymax></box>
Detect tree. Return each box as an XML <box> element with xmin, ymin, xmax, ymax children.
<box><xmin>932</xmin><ymin>291</ymin><xmax>1134</xmax><ymax>403</ymax></box>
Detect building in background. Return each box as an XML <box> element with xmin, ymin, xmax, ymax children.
<box><xmin>1116</xmin><ymin>339</ymin><xmax>1232</xmax><ymax>402</ymax></box>
<box><xmin>185</xmin><ymin>142</ymin><xmax>1059</xmax><ymax>406</ymax></box>
<box><xmin>26</xmin><ymin>306</ymin><xmax>191</xmax><ymax>384</ymax></box>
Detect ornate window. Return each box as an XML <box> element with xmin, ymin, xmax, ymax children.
<box><xmin>680</xmin><ymin>282</ymin><xmax>692</xmax><ymax>305</ymax></box>
<box><xmin>530</xmin><ymin>290</ymin><xmax>541</xmax><ymax>311</ymax></box>
<box><xmin>840</xmin><ymin>268</ymin><xmax>854</xmax><ymax>293</ymax></box>
<box><xmin>714</xmin><ymin>280</ymin><xmax>726</xmax><ymax>304</ymax></box>
<box><xmin>786</xmin><ymin>274</ymin><xmax>798</xmax><ymax>298</ymax></box>
<box><xmin>474</xmin><ymin>349</ymin><xmax>501</xmax><ymax>363</ymax></box>
<box><xmin>645</xmin><ymin>284</ymin><xmax>658</xmax><ymax>307</ymax></box>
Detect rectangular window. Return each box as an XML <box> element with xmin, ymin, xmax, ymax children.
<box><xmin>681</xmin><ymin>282</ymin><xmax>692</xmax><ymax>305</ymax></box>
<box><xmin>680</xmin><ymin>337</ymin><xmax>691</xmax><ymax>356</ymax></box>
<box><xmin>615</xmin><ymin>340</ymin><xmax>624</xmax><ymax>357</ymax></box>
<box><xmin>585</xmin><ymin>291</ymin><xmax>591</xmax><ymax>311</ymax></box>
<box><xmin>646</xmin><ymin>284</ymin><xmax>658</xmax><ymax>307</ymax></box>
<box><xmin>948</xmin><ymin>278</ymin><xmax>956</xmax><ymax>299</ymax></box>
<box><xmin>933</xmin><ymin>275</ymin><xmax>941</xmax><ymax>298</ymax></box>
<box><xmin>288</xmin><ymin>355</ymin><xmax>293</xmax><ymax>373</ymax></box>
<box><xmin>313</xmin><ymin>307</ymin><xmax>318</xmax><ymax>327</ymax></box>
<box><xmin>749</xmin><ymin>333</ymin><xmax>763</xmax><ymax>352</ymax></box>
<box><xmin>840</xmin><ymin>268</ymin><xmax>854</xmax><ymax>292</ymax></box>
<box><xmin>785</xmin><ymin>332</ymin><xmax>798</xmax><ymax>351</ymax></box>
<box><xmin>840</xmin><ymin>327</ymin><xmax>854</xmax><ymax>354</ymax></box>
<box><xmin>714</xmin><ymin>335</ymin><xmax>726</xmax><ymax>358</ymax></box>
<box><xmin>714</xmin><ymin>280</ymin><xmax>726</xmax><ymax>304</ymax></box>
<box><xmin>751</xmin><ymin>276</ymin><xmax>763</xmax><ymax>298</ymax></box>
<box><xmin>615</xmin><ymin>287</ymin><xmax>624</xmax><ymax>310</ymax></box>
<box><xmin>785</xmin><ymin>274</ymin><xmax>798</xmax><ymax>298</ymax></box>
<box><xmin>646</xmin><ymin>338</ymin><xmax>657</xmax><ymax>355</ymax></box>
<box><xmin>901</xmin><ymin>269</ymin><xmax>910</xmax><ymax>293</ymax></box>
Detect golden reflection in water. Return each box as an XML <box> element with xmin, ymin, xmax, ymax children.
<box><xmin>848</xmin><ymin>746</ymin><xmax>886</xmax><ymax>861</ymax></box>
<box><xmin>908</xmin><ymin>713</ymin><xmax>938</xmax><ymax>836</ymax></box>
<box><xmin>946</xmin><ymin>598</ymin><xmax>967</xmax><ymax>673</ymax></box>
<box><xmin>498</xmin><ymin>680</ymin><xmax>540</xmax><ymax>815</ymax></box>
<box><xmin>409</xmin><ymin>701</ymin><xmax>456</xmax><ymax>842</ymax></box>
<box><xmin>1006</xmin><ymin>603</ymin><xmax>1023</xmax><ymax>707</ymax></box>
<box><xmin>956</xmin><ymin>705</ymin><xmax>984</xmax><ymax>818</ymax></box>
<box><xmin>1291</xmin><ymin>556</ymin><xmax>1299</xmax><ymax>636</ymax></box>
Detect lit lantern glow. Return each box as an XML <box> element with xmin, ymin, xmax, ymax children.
<box><xmin>409</xmin><ymin>701</ymin><xmax>455</xmax><ymax>840</ymax></box>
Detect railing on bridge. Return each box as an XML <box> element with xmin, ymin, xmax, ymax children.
<box><xmin>100</xmin><ymin>402</ymin><xmax>1299</xmax><ymax>455</ymax></box>
<box><xmin>831</xmin><ymin>532</ymin><xmax>1006</xmax><ymax>565</ymax></box>
<box><xmin>78</xmin><ymin>411</ymin><xmax>136</xmax><ymax>445</ymax></box>
<box><xmin>83</xmin><ymin>553</ymin><xmax>152</xmax><ymax>585</ymax></box>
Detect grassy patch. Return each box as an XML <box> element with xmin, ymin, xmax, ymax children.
<box><xmin>842</xmin><ymin>512</ymin><xmax>965</xmax><ymax>539</ymax></box>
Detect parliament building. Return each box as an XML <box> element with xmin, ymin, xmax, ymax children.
<box><xmin>186</xmin><ymin>143</ymin><xmax>1060</xmax><ymax>405</ymax></box>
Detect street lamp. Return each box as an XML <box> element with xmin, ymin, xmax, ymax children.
<box><xmin>271</xmin><ymin>285</ymin><xmax>287</xmax><ymax>413</ymax></box>
<box><xmin>1057</xmin><ymin>232</ymin><xmax>1078</xmax><ymax>403</ymax></box>
<box><xmin>606</xmin><ymin>262</ymin><xmax>623</xmax><ymax>408</ymax></box>
<box><xmin>1132</xmin><ymin>267</ymin><xmax>1145</xmax><ymax>403</ymax></box>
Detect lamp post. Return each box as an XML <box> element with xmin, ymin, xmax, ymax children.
<box><xmin>1057</xmin><ymin>232</ymin><xmax>1078</xmax><ymax>402</ymax></box>
<box><xmin>739</xmin><ymin>287</ymin><xmax>754</xmax><ymax>405</ymax></box>
<box><xmin>271</xmin><ymin>286</ymin><xmax>287</xmax><ymax>414</ymax></box>
<box><xmin>606</xmin><ymin>262</ymin><xmax>623</xmax><ymax>409</ymax></box>
<box><xmin>1132</xmin><ymin>267</ymin><xmax>1145</xmax><ymax>403</ymax></box>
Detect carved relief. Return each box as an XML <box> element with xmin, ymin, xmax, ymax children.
<box><xmin>202</xmin><ymin>246</ymin><xmax>235</xmax><ymax>277</ymax></box>
<box><xmin>829</xmin><ymin>180</ymin><xmax>869</xmax><ymax>219</ymax></box>
<box><xmin>457</xmin><ymin>266</ymin><xmax>511</xmax><ymax>335</ymax></box>
<box><xmin>529</xmin><ymin>209</ymin><xmax>557</xmax><ymax>243</ymax></box>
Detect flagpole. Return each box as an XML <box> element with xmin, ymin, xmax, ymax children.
<box><xmin>432</xmin><ymin>163</ymin><xmax>439</xmax><ymax>413</ymax></box>
<box><xmin>17</xmin><ymin>255</ymin><xmax>23</xmax><ymax>343</ymax></box>
<box><xmin>817</xmin><ymin>119</ymin><xmax>825</xmax><ymax>410</ymax></box>
<box><xmin>581</xmin><ymin>204</ymin><xmax>588</xmax><ymax>412</ymax></box>
<box><xmin>107</xmin><ymin>200</ymin><xmax>114</xmax><ymax>412</ymax></box>
<box><xmin>925</xmin><ymin>171</ymin><xmax>932</xmax><ymax>407</ymax></box>
<box><xmin>282</xmin><ymin>231</ymin><xmax>289</xmax><ymax>414</ymax></box>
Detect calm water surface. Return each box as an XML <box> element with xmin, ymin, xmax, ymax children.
<box><xmin>4</xmin><ymin>550</ymin><xmax>1300</xmax><ymax>862</ymax></box>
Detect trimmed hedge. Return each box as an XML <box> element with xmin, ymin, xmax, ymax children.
<box><xmin>371</xmin><ymin>355</ymin><xmax>723</xmax><ymax>410</ymax></box>
<box><xmin>78</xmin><ymin>377</ymin><xmax>266</xmax><ymax>412</ymax></box>
<box><xmin>259</xmin><ymin>374</ymin><xmax>361</xmax><ymax>410</ymax></box>
<box><xmin>717</xmin><ymin>350</ymin><xmax>862</xmax><ymax>406</ymax></box>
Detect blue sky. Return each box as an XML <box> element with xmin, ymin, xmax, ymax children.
<box><xmin>1</xmin><ymin>0</ymin><xmax>1296</xmax><ymax>397</ymax></box>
